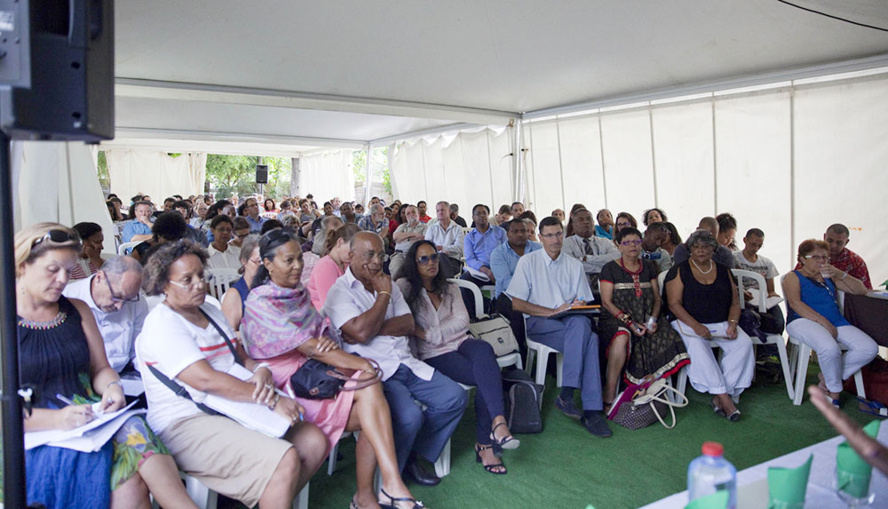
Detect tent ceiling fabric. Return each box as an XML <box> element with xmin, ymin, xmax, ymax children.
<box><xmin>113</xmin><ymin>0</ymin><xmax>888</xmax><ymax>146</ymax></box>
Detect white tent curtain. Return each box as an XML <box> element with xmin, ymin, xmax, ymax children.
<box><xmin>298</xmin><ymin>150</ymin><xmax>355</xmax><ymax>203</ymax></box>
<box><xmin>12</xmin><ymin>141</ymin><xmax>116</xmax><ymax>255</ymax></box>
<box><xmin>389</xmin><ymin>126</ymin><xmax>512</xmax><ymax>210</ymax></box>
<box><xmin>105</xmin><ymin>150</ymin><xmax>207</xmax><ymax>202</ymax></box>
<box><xmin>522</xmin><ymin>74</ymin><xmax>888</xmax><ymax>280</ymax></box>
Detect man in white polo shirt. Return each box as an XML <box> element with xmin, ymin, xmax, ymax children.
<box><xmin>63</xmin><ymin>255</ymin><xmax>148</xmax><ymax>375</ymax></box>
<box><xmin>507</xmin><ymin>216</ymin><xmax>611</xmax><ymax>438</ymax></box>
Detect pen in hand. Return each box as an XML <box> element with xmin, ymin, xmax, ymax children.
<box><xmin>56</xmin><ymin>393</ymin><xmax>98</xmax><ymax>427</ymax></box>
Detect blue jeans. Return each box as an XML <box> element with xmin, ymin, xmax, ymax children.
<box><xmin>526</xmin><ymin>314</ymin><xmax>603</xmax><ymax>411</ymax></box>
<box><xmin>383</xmin><ymin>364</ymin><xmax>468</xmax><ymax>471</ymax></box>
<box><xmin>425</xmin><ymin>339</ymin><xmax>505</xmax><ymax>445</ymax></box>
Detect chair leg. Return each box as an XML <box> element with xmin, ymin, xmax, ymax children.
<box><xmin>853</xmin><ymin>369</ymin><xmax>866</xmax><ymax>400</ymax></box>
<box><xmin>555</xmin><ymin>353</ymin><xmax>564</xmax><ymax>388</ymax></box>
<box><xmin>327</xmin><ymin>440</ymin><xmax>339</xmax><ymax>476</ymax></box>
<box><xmin>434</xmin><ymin>437</ymin><xmax>451</xmax><ymax>478</ymax></box>
<box><xmin>525</xmin><ymin>349</ymin><xmax>536</xmax><ymax>379</ymax></box>
<box><xmin>675</xmin><ymin>366</ymin><xmax>688</xmax><ymax>398</ymax></box>
<box><xmin>771</xmin><ymin>336</ymin><xmax>794</xmax><ymax>401</ymax></box>
<box><xmin>534</xmin><ymin>350</ymin><xmax>549</xmax><ymax>386</ymax></box>
<box><xmin>293</xmin><ymin>481</ymin><xmax>309</xmax><ymax>509</ymax></box>
<box><xmin>184</xmin><ymin>474</ymin><xmax>216</xmax><ymax>509</ymax></box>
<box><xmin>792</xmin><ymin>344</ymin><xmax>812</xmax><ymax>406</ymax></box>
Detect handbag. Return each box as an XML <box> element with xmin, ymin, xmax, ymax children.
<box><xmin>608</xmin><ymin>379</ymin><xmax>688</xmax><ymax>430</ymax></box>
<box><xmin>289</xmin><ymin>358</ymin><xmax>383</xmax><ymax>400</ymax></box>
<box><xmin>469</xmin><ymin>314</ymin><xmax>519</xmax><ymax>357</ymax></box>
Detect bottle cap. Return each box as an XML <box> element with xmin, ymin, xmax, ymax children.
<box><xmin>702</xmin><ymin>441</ymin><xmax>724</xmax><ymax>457</ymax></box>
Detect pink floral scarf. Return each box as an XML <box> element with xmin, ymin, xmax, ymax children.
<box><xmin>241</xmin><ymin>282</ymin><xmax>325</xmax><ymax>359</ymax></box>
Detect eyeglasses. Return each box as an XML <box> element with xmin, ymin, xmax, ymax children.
<box><xmin>361</xmin><ymin>251</ymin><xmax>389</xmax><ymax>263</ymax></box>
<box><xmin>103</xmin><ymin>274</ymin><xmax>140</xmax><ymax>303</ymax></box>
<box><xmin>616</xmin><ymin>222</ymin><xmax>632</xmax><ymax>228</ymax></box>
<box><xmin>539</xmin><ymin>231</ymin><xmax>564</xmax><ymax>239</ymax></box>
<box><xmin>804</xmin><ymin>255</ymin><xmax>829</xmax><ymax>261</ymax></box>
<box><xmin>416</xmin><ymin>253</ymin><xmax>440</xmax><ymax>265</ymax></box>
<box><xmin>248</xmin><ymin>257</ymin><xmax>261</xmax><ymax>265</ymax></box>
<box><xmin>620</xmin><ymin>239</ymin><xmax>643</xmax><ymax>246</ymax></box>
<box><xmin>33</xmin><ymin>229</ymin><xmax>82</xmax><ymax>248</ymax></box>
<box><xmin>167</xmin><ymin>273</ymin><xmax>211</xmax><ymax>291</ymax></box>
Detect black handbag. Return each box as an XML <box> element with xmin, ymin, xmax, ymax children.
<box><xmin>290</xmin><ymin>358</ymin><xmax>382</xmax><ymax>400</ymax></box>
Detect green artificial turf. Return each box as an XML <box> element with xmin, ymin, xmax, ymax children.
<box><xmin>304</xmin><ymin>366</ymin><xmax>877</xmax><ymax>509</ymax></box>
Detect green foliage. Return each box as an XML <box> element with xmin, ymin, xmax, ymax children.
<box><xmin>97</xmin><ymin>151</ymin><xmax>110</xmax><ymax>191</ymax></box>
<box><xmin>352</xmin><ymin>147</ymin><xmax>392</xmax><ymax>195</ymax></box>
<box><xmin>205</xmin><ymin>154</ymin><xmax>292</xmax><ymax>199</ymax></box>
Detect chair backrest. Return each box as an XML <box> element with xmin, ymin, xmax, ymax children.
<box><xmin>117</xmin><ymin>241</ymin><xmax>141</xmax><ymax>256</ymax></box>
<box><xmin>207</xmin><ymin>268</ymin><xmax>241</xmax><ymax>301</ymax></box>
<box><xmin>448</xmin><ymin>278</ymin><xmax>485</xmax><ymax>319</ymax></box>
<box><xmin>731</xmin><ymin>269</ymin><xmax>768</xmax><ymax>313</ymax></box>
<box><xmin>657</xmin><ymin>270</ymin><xmax>667</xmax><ymax>297</ymax></box>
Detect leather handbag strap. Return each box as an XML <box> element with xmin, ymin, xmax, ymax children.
<box><xmin>336</xmin><ymin>358</ymin><xmax>383</xmax><ymax>392</ymax></box>
<box><xmin>199</xmin><ymin>308</ymin><xmax>243</xmax><ymax>366</ymax></box>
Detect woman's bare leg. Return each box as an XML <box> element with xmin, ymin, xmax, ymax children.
<box><xmin>605</xmin><ymin>333</ymin><xmax>630</xmax><ymax>405</ymax></box>
<box><xmin>110</xmin><ymin>473</ymin><xmax>150</xmax><ymax>509</ymax></box>
<box><xmin>258</xmin><ymin>447</ymin><xmax>300</xmax><ymax>509</ymax></box>
<box><xmin>348</xmin><ymin>383</ymin><xmax>414</xmax><ymax>502</ymax></box>
<box><xmin>352</xmin><ymin>432</ymin><xmax>381</xmax><ymax>508</ymax></box>
<box><xmin>137</xmin><ymin>454</ymin><xmax>199</xmax><ymax>508</ymax></box>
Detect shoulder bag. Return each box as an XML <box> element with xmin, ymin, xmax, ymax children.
<box><xmin>608</xmin><ymin>379</ymin><xmax>688</xmax><ymax>430</ymax></box>
<box><xmin>289</xmin><ymin>357</ymin><xmax>382</xmax><ymax>400</ymax></box>
<box><xmin>469</xmin><ymin>313</ymin><xmax>519</xmax><ymax>357</ymax></box>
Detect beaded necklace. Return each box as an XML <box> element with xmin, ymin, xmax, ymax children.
<box><xmin>18</xmin><ymin>310</ymin><xmax>68</xmax><ymax>330</ymax></box>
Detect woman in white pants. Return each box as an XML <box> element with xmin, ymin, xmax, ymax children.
<box><xmin>666</xmin><ymin>230</ymin><xmax>755</xmax><ymax>422</ymax></box>
<box><xmin>783</xmin><ymin>239</ymin><xmax>877</xmax><ymax>407</ymax></box>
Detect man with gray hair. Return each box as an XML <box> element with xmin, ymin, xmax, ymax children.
<box><xmin>312</xmin><ymin>214</ymin><xmax>344</xmax><ymax>255</ymax></box>
<box><xmin>390</xmin><ymin>205</ymin><xmax>427</xmax><ymax>278</ymax></box>
<box><xmin>63</xmin><ymin>256</ymin><xmax>149</xmax><ymax>375</ymax></box>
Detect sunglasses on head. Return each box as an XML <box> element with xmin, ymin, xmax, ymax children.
<box><xmin>417</xmin><ymin>253</ymin><xmax>439</xmax><ymax>265</ymax></box>
<box><xmin>32</xmin><ymin>229</ymin><xmax>82</xmax><ymax>248</ymax></box>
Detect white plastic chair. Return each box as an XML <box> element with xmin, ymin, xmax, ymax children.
<box><xmin>151</xmin><ymin>473</ymin><xmax>308</xmax><ymax>509</ymax></box>
<box><xmin>117</xmin><ymin>241</ymin><xmax>141</xmax><ymax>256</ymax></box>
<box><xmin>207</xmin><ymin>268</ymin><xmax>240</xmax><ymax>301</ymax></box>
<box><xmin>731</xmin><ymin>269</ymin><xmax>794</xmax><ymax>400</ymax></box>
<box><xmin>522</xmin><ymin>314</ymin><xmax>564</xmax><ymax>387</ymax></box>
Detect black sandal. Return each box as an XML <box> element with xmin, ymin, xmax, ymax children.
<box><xmin>490</xmin><ymin>422</ymin><xmax>520</xmax><ymax>456</ymax></box>
<box><xmin>475</xmin><ymin>444</ymin><xmax>508</xmax><ymax>475</ymax></box>
<box><xmin>378</xmin><ymin>488</ymin><xmax>424</xmax><ymax>509</ymax></box>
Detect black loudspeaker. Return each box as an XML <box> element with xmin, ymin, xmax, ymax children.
<box><xmin>256</xmin><ymin>164</ymin><xmax>268</xmax><ymax>184</ymax></box>
<box><xmin>0</xmin><ymin>0</ymin><xmax>114</xmax><ymax>141</ymax></box>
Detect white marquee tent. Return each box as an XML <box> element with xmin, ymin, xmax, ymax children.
<box><xmin>11</xmin><ymin>0</ymin><xmax>888</xmax><ymax>276</ymax></box>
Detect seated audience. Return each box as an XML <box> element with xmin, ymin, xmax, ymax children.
<box><xmin>494</xmin><ymin>204</ymin><xmax>512</xmax><ymax>225</ymax></box>
<box><xmin>673</xmin><ymin>217</ymin><xmax>735</xmax><ymax>268</ymax></box>
<box><xmin>137</xmin><ymin>241</ymin><xmax>327</xmax><ymax>508</ymax></box>
<box><xmin>599</xmin><ymin>227</ymin><xmax>690</xmax><ymax>409</ymax></box>
<box><xmin>297</xmin><ymin>198</ymin><xmax>319</xmax><ymax>226</ymax></box>
<box><xmin>354</xmin><ymin>203</ymin><xmax>365</xmax><ymax>218</ymax></box>
<box><xmin>660</xmin><ymin>221</ymin><xmax>682</xmax><ymax>256</ymax></box>
<box><xmin>424</xmin><ymin>201</ymin><xmax>465</xmax><ymax>278</ymax></box>
<box><xmin>173</xmin><ymin>200</ymin><xmax>209</xmax><ymax>247</ymax></box>
<box><xmin>564</xmin><ymin>203</ymin><xmax>588</xmax><ymax>237</ymax></box>
<box><xmin>641</xmin><ymin>222</ymin><xmax>673</xmax><ymax>273</ymax></box>
<box><xmin>716</xmin><ymin>212</ymin><xmax>739</xmax><ymax>251</ymax></box>
<box><xmin>276</xmin><ymin>200</ymin><xmax>296</xmax><ymax>223</ymax></box>
<box><xmin>260</xmin><ymin>219</ymin><xmax>284</xmax><ymax>235</ymax></box>
<box><xmin>614</xmin><ymin>212</ymin><xmax>638</xmax><ymax>234</ymax></box>
<box><xmin>121</xmin><ymin>200</ymin><xmax>154</xmax><ymax>244</ymax></box>
<box><xmin>561</xmin><ymin>208</ymin><xmax>620</xmax><ymax>293</ymax></box>
<box><xmin>390</xmin><ymin>205</ymin><xmax>427</xmax><ymax>278</ymax></box>
<box><xmin>16</xmin><ymin>223</ymin><xmax>196</xmax><ymax>509</ymax></box>
<box><xmin>230</xmin><ymin>216</ymin><xmax>252</xmax><ymax>248</ymax></box>
<box><xmin>397</xmin><ymin>240</ymin><xmax>520</xmax><ymax>475</ymax></box>
<box><xmin>417</xmin><ymin>200</ymin><xmax>432</xmax><ymax>223</ymax></box>
<box><xmin>551</xmin><ymin>208</ymin><xmax>566</xmax><ymax>224</ymax></box>
<box><xmin>241</xmin><ymin>229</ymin><xmax>421</xmax><ymax>509</ymax></box>
<box><xmin>518</xmin><ymin>211</ymin><xmax>539</xmax><ymax>242</ymax></box>
<box><xmin>642</xmin><ymin>208</ymin><xmax>667</xmax><ymax>227</ymax></box>
<box><xmin>264</xmin><ymin>198</ymin><xmax>277</xmax><ymax>214</ymax></box>
<box><xmin>461</xmin><ymin>204</ymin><xmax>506</xmax><ymax>318</ymax></box>
<box><xmin>130</xmin><ymin>212</ymin><xmax>188</xmax><ymax>265</ymax></box>
<box><xmin>595</xmin><ymin>209</ymin><xmax>615</xmax><ymax>240</ymax></box>
<box><xmin>507</xmin><ymin>217</ymin><xmax>612</xmax><ymax>437</ymax></box>
<box><xmin>311</xmin><ymin>214</ymin><xmax>344</xmax><ymax>256</ymax></box>
<box><xmin>70</xmin><ymin>222</ymin><xmax>106</xmax><ymax>280</ymax></box>
<box><xmin>206</xmin><ymin>215</ymin><xmax>241</xmax><ymax>269</ymax></box>
<box><xmin>107</xmin><ymin>197</ymin><xmax>127</xmax><ymax>222</ymax></box>
<box><xmin>340</xmin><ymin>202</ymin><xmax>358</xmax><ymax>224</ymax></box>
<box><xmin>63</xmin><ymin>256</ymin><xmax>149</xmax><ymax>376</ymax></box>
<box><xmin>306</xmin><ymin>223</ymin><xmax>362</xmax><ymax>311</ymax></box>
<box><xmin>665</xmin><ymin>230</ymin><xmax>754</xmax><ymax>421</ymax></box>
<box><xmin>449</xmin><ymin>203</ymin><xmax>467</xmax><ymax>228</ymax></box>
<box><xmin>783</xmin><ymin>239</ymin><xmax>877</xmax><ymax>406</ymax></box>
<box><xmin>800</xmin><ymin>223</ymin><xmax>873</xmax><ymax>290</ymax></box>
<box><xmin>490</xmin><ymin>219</ymin><xmax>542</xmax><ymax>358</ymax></box>
<box><xmin>358</xmin><ymin>203</ymin><xmax>390</xmax><ymax>239</ymax></box>
<box><xmin>242</xmin><ymin>196</ymin><xmax>268</xmax><ymax>233</ymax></box>
<box><xmin>510</xmin><ymin>201</ymin><xmax>525</xmax><ymax>217</ymax></box>
<box><xmin>325</xmin><ymin>232</ymin><xmax>467</xmax><ymax>486</ymax></box>
<box><xmin>732</xmin><ymin>228</ymin><xmax>785</xmax><ymax>334</ymax></box>
<box><xmin>221</xmin><ymin>234</ymin><xmax>262</xmax><ymax>331</ymax></box>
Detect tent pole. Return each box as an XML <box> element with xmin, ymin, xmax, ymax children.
<box><xmin>0</xmin><ymin>130</ymin><xmax>26</xmax><ymax>508</ymax></box>
<box><xmin>512</xmin><ymin>118</ymin><xmax>524</xmax><ymax>204</ymax></box>
<box><xmin>363</xmin><ymin>144</ymin><xmax>372</xmax><ymax>204</ymax></box>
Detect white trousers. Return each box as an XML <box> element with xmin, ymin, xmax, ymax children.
<box><xmin>671</xmin><ymin>320</ymin><xmax>755</xmax><ymax>397</ymax></box>
<box><xmin>786</xmin><ymin>319</ymin><xmax>878</xmax><ymax>393</ymax></box>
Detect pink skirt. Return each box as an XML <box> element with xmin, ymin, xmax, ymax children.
<box><xmin>266</xmin><ymin>351</ymin><xmax>356</xmax><ymax>451</ymax></box>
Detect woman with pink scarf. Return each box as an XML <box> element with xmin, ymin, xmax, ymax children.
<box><xmin>241</xmin><ymin>229</ymin><xmax>423</xmax><ymax>509</ymax></box>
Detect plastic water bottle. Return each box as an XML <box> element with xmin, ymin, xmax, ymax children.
<box><xmin>688</xmin><ymin>442</ymin><xmax>737</xmax><ymax>508</ymax></box>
